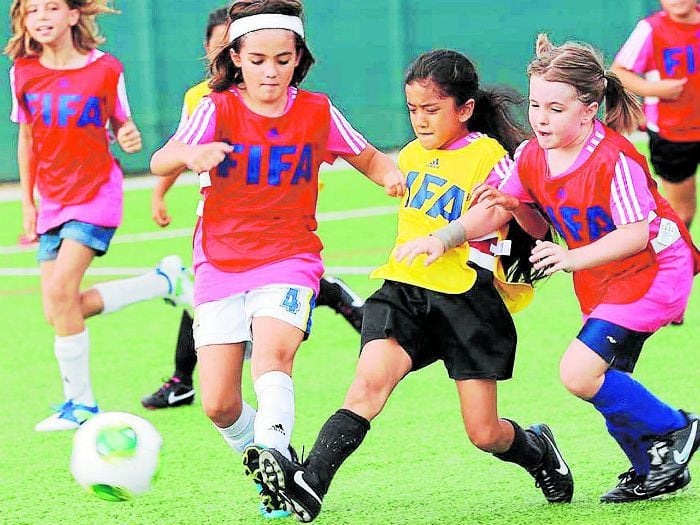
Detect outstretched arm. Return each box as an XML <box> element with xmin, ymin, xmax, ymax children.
<box><xmin>342</xmin><ymin>145</ymin><xmax>406</xmax><ymax>197</ymax></box>
<box><xmin>150</xmin><ymin>140</ymin><xmax>232</xmax><ymax>177</ymax></box>
<box><xmin>530</xmin><ymin>220</ymin><xmax>648</xmax><ymax>275</ymax></box>
<box><xmin>472</xmin><ymin>184</ymin><xmax>549</xmax><ymax>239</ymax></box>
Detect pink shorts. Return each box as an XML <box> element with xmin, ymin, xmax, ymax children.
<box><xmin>585</xmin><ymin>239</ymin><xmax>694</xmax><ymax>333</ymax></box>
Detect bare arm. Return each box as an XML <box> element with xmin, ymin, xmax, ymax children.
<box><xmin>342</xmin><ymin>145</ymin><xmax>405</xmax><ymax>197</ymax></box>
<box><xmin>510</xmin><ymin>203</ymin><xmax>550</xmax><ymax>240</ymax></box>
<box><xmin>530</xmin><ymin>220</ymin><xmax>648</xmax><ymax>275</ymax></box>
<box><xmin>150</xmin><ymin>140</ymin><xmax>232</xmax><ymax>177</ymax></box>
<box><xmin>18</xmin><ymin>123</ymin><xmax>37</xmax><ymax>241</ymax></box>
<box><xmin>151</xmin><ymin>174</ymin><xmax>181</xmax><ymax>227</ymax></box>
<box><xmin>611</xmin><ymin>62</ymin><xmax>687</xmax><ymax>100</ymax></box>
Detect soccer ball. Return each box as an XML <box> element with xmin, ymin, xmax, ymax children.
<box><xmin>70</xmin><ymin>412</ymin><xmax>163</xmax><ymax>501</ymax></box>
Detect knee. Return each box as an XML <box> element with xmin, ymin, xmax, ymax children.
<box><xmin>466</xmin><ymin>424</ymin><xmax>502</xmax><ymax>452</ymax></box>
<box><xmin>559</xmin><ymin>361</ymin><xmax>598</xmax><ymax>399</ymax></box>
<box><xmin>45</xmin><ymin>280</ymin><xmax>78</xmax><ymax>313</ymax></box>
<box><xmin>202</xmin><ymin>398</ymin><xmax>242</xmax><ymax>428</ymax></box>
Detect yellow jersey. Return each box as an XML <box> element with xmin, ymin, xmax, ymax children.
<box><xmin>371</xmin><ymin>135</ymin><xmax>533</xmax><ymax>312</ymax></box>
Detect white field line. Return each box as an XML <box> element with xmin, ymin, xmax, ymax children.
<box><xmin>0</xmin><ymin>205</ymin><xmax>397</xmax><ymax>255</ymax></box>
<box><xmin>0</xmin><ymin>205</ymin><xmax>395</xmax><ymax>276</ymax></box>
<box><xmin>0</xmin><ymin>266</ymin><xmax>377</xmax><ymax>277</ymax></box>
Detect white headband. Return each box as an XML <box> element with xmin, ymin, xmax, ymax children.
<box><xmin>229</xmin><ymin>14</ymin><xmax>304</xmax><ymax>43</ymax></box>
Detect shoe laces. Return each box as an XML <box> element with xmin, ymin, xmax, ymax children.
<box><xmin>51</xmin><ymin>399</ymin><xmax>75</xmax><ymax>417</ymax></box>
<box><xmin>616</xmin><ymin>468</ymin><xmax>643</xmax><ymax>487</ymax></box>
<box><xmin>648</xmin><ymin>439</ymin><xmax>672</xmax><ymax>466</ymax></box>
<box><xmin>532</xmin><ymin>465</ymin><xmax>559</xmax><ymax>496</ymax></box>
<box><xmin>155</xmin><ymin>376</ymin><xmax>181</xmax><ymax>394</ymax></box>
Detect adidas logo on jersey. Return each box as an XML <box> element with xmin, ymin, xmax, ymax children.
<box><xmin>427</xmin><ymin>158</ymin><xmax>440</xmax><ymax>169</ymax></box>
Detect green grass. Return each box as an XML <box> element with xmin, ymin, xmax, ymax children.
<box><xmin>0</xmin><ymin>169</ymin><xmax>698</xmax><ymax>525</ymax></box>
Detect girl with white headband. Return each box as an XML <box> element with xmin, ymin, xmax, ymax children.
<box><xmin>150</xmin><ymin>0</ymin><xmax>405</xmax><ymax>518</ymax></box>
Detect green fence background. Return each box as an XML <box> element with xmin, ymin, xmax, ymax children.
<box><xmin>0</xmin><ymin>0</ymin><xmax>658</xmax><ymax>182</ymax></box>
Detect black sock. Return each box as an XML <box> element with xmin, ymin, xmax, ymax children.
<box><xmin>306</xmin><ymin>409</ymin><xmax>370</xmax><ymax>496</ymax></box>
<box><xmin>492</xmin><ymin>419</ymin><xmax>543</xmax><ymax>471</ymax></box>
<box><xmin>316</xmin><ymin>277</ymin><xmax>336</xmax><ymax>308</ymax></box>
<box><xmin>173</xmin><ymin>310</ymin><xmax>196</xmax><ymax>384</ymax></box>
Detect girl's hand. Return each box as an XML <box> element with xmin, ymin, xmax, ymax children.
<box><xmin>117</xmin><ymin>120</ymin><xmax>142</xmax><ymax>153</ymax></box>
<box><xmin>184</xmin><ymin>142</ymin><xmax>234</xmax><ymax>173</ymax></box>
<box><xmin>655</xmin><ymin>78</ymin><xmax>687</xmax><ymax>101</ymax></box>
<box><xmin>530</xmin><ymin>240</ymin><xmax>577</xmax><ymax>275</ymax></box>
<box><xmin>394</xmin><ymin>235</ymin><xmax>446</xmax><ymax>266</ymax></box>
<box><xmin>472</xmin><ymin>184</ymin><xmax>521</xmax><ymax>211</ymax></box>
<box><xmin>151</xmin><ymin>193</ymin><xmax>171</xmax><ymax>227</ymax></box>
<box><xmin>383</xmin><ymin>168</ymin><xmax>406</xmax><ymax>197</ymax></box>
<box><xmin>22</xmin><ymin>201</ymin><xmax>38</xmax><ymax>242</ymax></box>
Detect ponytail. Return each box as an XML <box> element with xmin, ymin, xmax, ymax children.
<box><xmin>603</xmin><ymin>71</ymin><xmax>643</xmax><ymax>134</ymax></box>
<box><xmin>470</xmin><ymin>87</ymin><xmax>528</xmax><ymax>157</ymax></box>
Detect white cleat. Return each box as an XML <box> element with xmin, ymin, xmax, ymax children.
<box><xmin>156</xmin><ymin>255</ymin><xmax>194</xmax><ymax>310</ymax></box>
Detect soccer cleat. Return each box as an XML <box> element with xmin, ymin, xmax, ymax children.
<box><xmin>141</xmin><ymin>377</ymin><xmax>195</xmax><ymax>409</ymax></box>
<box><xmin>526</xmin><ymin>424</ymin><xmax>574</xmax><ymax>503</ymax></box>
<box><xmin>643</xmin><ymin>411</ymin><xmax>700</xmax><ymax>493</ymax></box>
<box><xmin>35</xmin><ymin>400</ymin><xmax>99</xmax><ymax>432</ymax></box>
<box><xmin>320</xmin><ymin>276</ymin><xmax>364</xmax><ymax>332</ymax></box>
<box><xmin>242</xmin><ymin>444</ymin><xmax>292</xmax><ymax>519</ymax></box>
<box><xmin>259</xmin><ymin>448</ymin><xmax>323</xmax><ymax>523</ymax></box>
<box><xmin>156</xmin><ymin>255</ymin><xmax>194</xmax><ymax>310</ymax></box>
<box><xmin>600</xmin><ymin>467</ymin><xmax>691</xmax><ymax>503</ymax></box>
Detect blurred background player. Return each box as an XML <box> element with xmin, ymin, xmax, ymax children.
<box><xmin>612</xmin><ymin>0</ymin><xmax>700</xmax><ymax>230</ymax></box>
<box><xmin>5</xmin><ymin>0</ymin><xmax>191</xmax><ymax>431</ymax></box>
<box><xmin>150</xmin><ymin>0</ymin><xmax>404</xmax><ymax>518</ymax></box>
<box><xmin>141</xmin><ymin>5</ymin><xmax>365</xmax><ymax>411</ymax></box>
<box><xmin>258</xmin><ymin>49</ymin><xmax>572</xmax><ymax>523</ymax></box>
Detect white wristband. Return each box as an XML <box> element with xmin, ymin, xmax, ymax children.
<box><xmin>430</xmin><ymin>221</ymin><xmax>466</xmax><ymax>249</ymax></box>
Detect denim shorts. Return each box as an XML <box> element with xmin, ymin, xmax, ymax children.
<box><xmin>37</xmin><ymin>220</ymin><xmax>116</xmax><ymax>262</ymax></box>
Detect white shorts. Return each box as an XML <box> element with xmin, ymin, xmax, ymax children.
<box><xmin>193</xmin><ymin>284</ymin><xmax>315</xmax><ymax>349</ymax></box>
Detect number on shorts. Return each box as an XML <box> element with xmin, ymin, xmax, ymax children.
<box><xmin>281</xmin><ymin>288</ymin><xmax>301</xmax><ymax>314</ymax></box>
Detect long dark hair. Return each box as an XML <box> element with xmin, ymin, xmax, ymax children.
<box><xmin>405</xmin><ymin>49</ymin><xmax>551</xmax><ymax>285</ymax></box>
<box><xmin>209</xmin><ymin>0</ymin><xmax>315</xmax><ymax>92</ymax></box>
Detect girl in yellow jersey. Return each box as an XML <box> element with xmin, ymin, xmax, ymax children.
<box><xmin>257</xmin><ymin>50</ymin><xmax>573</xmax><ymax>522</ymax></box>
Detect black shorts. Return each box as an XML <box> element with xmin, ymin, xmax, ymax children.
<box><xmin>649</xmin><ymin>131</ymin><xmax>700</xmax><ymax>183</ymax></box>
<box><xmin>360</xmin><ymin>266</ymin><xmax>517</xmax><ymax>381</ymax></box>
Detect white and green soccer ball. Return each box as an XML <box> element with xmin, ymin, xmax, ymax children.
<box><xmin>70</xmin><ymin>412</ymin><xmax>162</xmax><ymax>501</ymax></box>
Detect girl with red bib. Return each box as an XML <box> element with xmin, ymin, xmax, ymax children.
<box><xmin>6</xmin><ymin>0</ymin><xmax>191</xmax><ymax>432</ymax></box>
<box><xmin>150</xmin><ymin>0</ymin><xmax>404</xmax><ymax>518</ymax></box>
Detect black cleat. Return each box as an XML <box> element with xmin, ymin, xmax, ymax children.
<box><xmin>600</xmin><ymin>467</ymin><xmax>691</xmax><ymax>503</ymax></box>
<box><xmin>141</xmin><ymin>377</ymin><xmax>194</xmax><ymax>409</ymax></box>
<box><xmin>242</xmin><ymin>444</ymin><xmax>296</xmax><ymax>519</ymax></box>
<box><xmin>643</xmin><ymin>411</ymin><xmax>700</xmax><ymax>492</ymax></box>
<box><xmin>527</xmin><ymin>424</ymin><xmax>574</xmax><ymax>503</ymax></box>
<box><xmin>319</xmin><ymin>276</ymin><xmax>364</xmax><ymax>332</ymax></box>
<box><xmin>259</xmin><ymin>448</ymin><xmax>323</xmax><ymax>523</ymax></box>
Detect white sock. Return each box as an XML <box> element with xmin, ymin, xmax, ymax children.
<box><xmin>93</xmin><ymin>271</ymin><xmax>170</xmax><ymax>314</ymax></box>
<box><xmin>253</xmin><ymin>371</ymin><xmax>294</xmax><ymax>458</ymax></box>
<box><xmin>214</xmin><ymin>401</ymin><xmax>256</xmax><ymax>454</ymax></box>
<box><xmin>54</xmin><ymin>329</ymin><xmax>95</xmax><ymax>406</ymax></box>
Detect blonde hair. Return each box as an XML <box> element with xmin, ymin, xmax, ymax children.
<box><xmin>4</xmin><ymin>0</ymin><xmax>119</xmax><ymax>60</ymax></box>
<box><xmin>527</xmin><ymin>33</ymin><xmax>643</xmax><ymax>134</ymax></box>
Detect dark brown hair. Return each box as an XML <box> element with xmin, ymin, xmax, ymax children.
<box><xmin>5</xmin><ymin>0</ymin><xmax>118</xmax><ymax>60</ymax></box>
<box><xmin>209</xmin><ymin>0</ymin><xmax>315</xmax><ymax>92</ymax></box>
<box><xmin>405</xmin><ymin>49</ymin><xmax>550</xmax><ymax>285</ymax></box>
